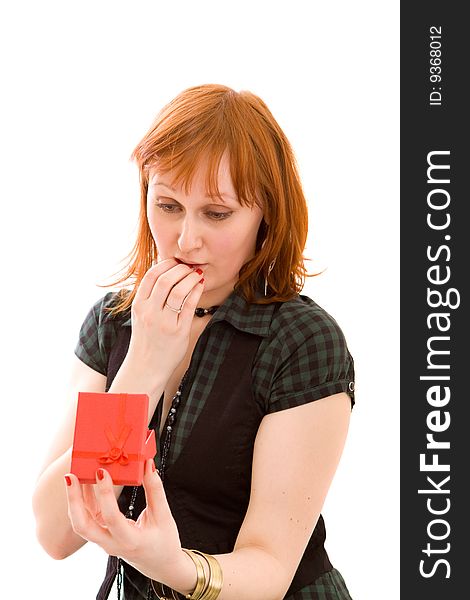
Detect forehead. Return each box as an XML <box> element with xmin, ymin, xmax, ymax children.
<box><xmin>148</xmin><ymin>154</ymin><xmax>236</xmax><ymax>198</ymax></box>
<box><xmin>150</xmin><ymin>151</ymin><xmax>230</xmax><ymax>179</ymax></box>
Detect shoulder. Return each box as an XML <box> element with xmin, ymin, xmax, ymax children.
<box><xmin>270</xmin><ymin>294</ymin><xmax>349</xmax><ymax>350</ymax></box>
<box><xmin>74</xmin><ymin>290</ymin><xmax>131</xmax><ymax>375</ymax></box>
<box><xmin>78</xmin><ymin>289</ymin><xmax>131</xmax><ymax>343</ymax></box>
<box><xmin>253</xmin><ymin>294</ymin><xmax>355</xmax><ymax>412</ymax></box>
<box><xmin>87</xmin><ymin>290</ymin><xmax>131</xmax><ymax>326</ymax></box>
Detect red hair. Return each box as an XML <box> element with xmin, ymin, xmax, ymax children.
<box><xmin>104</xmin><ymin>83</ymin><xmax>316</xmax><ymax>314</ymax></box>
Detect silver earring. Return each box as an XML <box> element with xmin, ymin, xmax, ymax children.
<box><xmin>264</xmin><ymin>259</ymin><xmax>276</xmax><ymax>296</ymax></box>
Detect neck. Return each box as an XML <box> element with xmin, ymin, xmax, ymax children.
<box><xmin>198</xmin><ymin>281</ymin><xmax>235</xmax><ymax>308</ymax></box>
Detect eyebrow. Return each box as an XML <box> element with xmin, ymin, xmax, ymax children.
<box><xmin>151</xmin><ymin>182</ymin><xmax>236</xmax><ymax>202</ymax></box>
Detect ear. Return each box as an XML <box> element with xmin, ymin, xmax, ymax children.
<box><xmin>257</xmin><ymin>219</ymin><xmax>269</xmax><ymax>251</ymax></box>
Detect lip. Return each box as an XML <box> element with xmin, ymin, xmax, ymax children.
<box><xmin>175</xmin><ymin>258</ymin><xmax>207</xmax><ymax>268</ymax></box>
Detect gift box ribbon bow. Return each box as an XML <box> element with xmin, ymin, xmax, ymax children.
<box><xmin>98</xmin><ymin>424</ymin><xmax>133</xmax><ymax>465</ymax></box>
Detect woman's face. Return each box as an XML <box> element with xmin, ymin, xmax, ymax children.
<box><xmin>146</xmin><ymin>154</ymin><xmax>264</xmax><ymax>306</ymax></box>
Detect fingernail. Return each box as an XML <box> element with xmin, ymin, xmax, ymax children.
<box><xmin>96</xmin><ymin>468</ymin><xmax>105</xmax><ymax>481</ymax></box>
<box><xmin>151</xmin><ymin>461</ymin><xmax>156</xmax><ymax>473</ymax></box>
<box><xmin>64</xmin><ymin>475</ymin><xmax>72</xmax><ymax>487</ymax></box>
<box><xmin>195</xmin><ymin>268</ymin><xmax>203</xmax><ymax>275</ymax></box>
<box><xmin>199</xmin><ymin>278</ymin><xmax>204</xmax><ymax>284</ymax></box>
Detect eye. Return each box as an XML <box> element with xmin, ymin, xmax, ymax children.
<box><xmin>155</xmin><ymin>203</ymin><xmax>181</xmax><ymax>213</ymax></box>
<box><xmin>206</xmin><ymin>211</ymin><xmax>233</xmax><ymax>221</ymax></box>
<box><xmin>153</xmin><ymin>202</ymin><xmax>232</xmax><ymax>221</ymax></box>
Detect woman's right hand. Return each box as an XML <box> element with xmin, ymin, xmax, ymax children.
<box><xmin>121</xmin><ymin>258</ymin><xmax>205</xmax><ymax>387</ymax></box>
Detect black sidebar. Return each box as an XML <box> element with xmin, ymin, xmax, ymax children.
<box><xmin>401</xmin><ymin>3</ymin><xmax>468</xmax><ymax>598</ymax></box>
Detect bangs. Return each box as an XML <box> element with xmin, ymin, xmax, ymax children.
<box><xmin>147</xmin><ymin>146</ymin><xmax>250</xmax><ymax>207</ymax></box>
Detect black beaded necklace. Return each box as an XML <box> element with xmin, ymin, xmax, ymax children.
<box><xmin>194</xmin><ymin>305</ymin><xmax>219</xmax><ymax>317</ymax></box>
<box><xmin>116</xmin><ymin>305</ymin><xmax>219</xmax><ymax>600</ymax></box>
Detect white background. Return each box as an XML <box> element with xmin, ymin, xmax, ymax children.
<box><xmin>1</xmin><ymin>1</ymin><xmax>399</xmax><ymax>598</ymax></box>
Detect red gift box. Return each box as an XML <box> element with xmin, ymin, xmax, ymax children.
<box><xmin>70</xmin><ymin>392</ymin><xmax>156</xmax><ymax>485</ymax></box>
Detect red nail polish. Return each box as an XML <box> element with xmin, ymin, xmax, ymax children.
<box><xmin>199</xmin><ymin>278</ymin><xmax>204</xmax><ymax>284</ymax></box>
<box><xmin>96</xmin><ymin>468</ymin><xmax>105</xmax><ymax>481</ymax></box>
<box><xmin>195</xmin><ymin>268</ymin><xmax>203</xmax><ymax>275</ymax></box>
<box><xmin>151</xmin><ymin>461</ymin><xmax>156</xmax><ymax>473</ymax></box>
<box><xmin>65</xmin><ymin>475</ymin><xmax>72</xmax><ymax>487</ymax></box>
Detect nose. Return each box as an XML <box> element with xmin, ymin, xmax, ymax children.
<box><xmin>177</xmin><ymin>215</ymin><xmax>203</xmax><ymax>254</ymax></box>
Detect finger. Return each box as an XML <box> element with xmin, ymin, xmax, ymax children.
<box><xmin>64</xmin><ymin>473</ymin><xmax>111</xmax><ymax>545</ymax></box>
<box><xmin>133</xmin><ymin>258</ymin><xmax>178</xmax><ymax>303</ymax></box>
<box><xmin>141</xmin><ymin>459</ymin><xmax>174</xmax><ymax>526</ymax></box>
<box><xmin>93</xmin><ymin>468</ymin><xmax>137</xmax><ymax>547</ymax></box>
<box><xmin>82</xmin><ymin>483</ymin><xmax>98</xmax><ymax>512</ymax></box>
<box><xmin>150</xmin><ymin>266</ymin><xmax>201</xmax><ymax>312</ymax></box>
<box><xmin>160</xmin><ymin>268</ymin><xmax>205</xmax><ymax>310</ymax></box>
<box><xmin>82</xmin><ymin>484</ymin><xmax>106</xmax><ymax>526</ymax></box>
<box><xmin>175</xmin><ymin>277</ymin><xmax>205</xmax><ymax>329</ymax></box>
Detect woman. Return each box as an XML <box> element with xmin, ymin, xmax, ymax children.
<box><xmin>32</xmin><ymin>84</ymin><xmax>355</xmax><ymax>600</ymax></box>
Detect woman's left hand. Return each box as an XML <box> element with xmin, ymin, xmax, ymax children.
<box><xmin>64</xmin><ymin>459</ymin><xmax>186</xmax><ymax>583</ymax></box>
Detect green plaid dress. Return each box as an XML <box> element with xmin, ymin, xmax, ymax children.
<box><xmin>75</xmin><ymin>288</ymin><xmax>355</xmax><ymax>600</ymax></box>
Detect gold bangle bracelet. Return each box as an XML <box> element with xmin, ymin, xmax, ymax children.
<box><xmin>149</xmin><ymin>549</ymin><xmax>215</xmax><ymax>600</ymax></box>
<box><xmin>191</xmin><ymin>551</ymin><xmax>212</xmax><ymax>600</ymax></box>
<box><xmin>202</xmin><ymin>555</ymin><xmax>222</xmax><ymax>600</ymax></box>
<box><xmin>182</xmin><ymin>549</ymin><xmax>207</xmax><ymax>600</ymax></box>
<box><xmin>189</xmin><ymin>550</ymin><xmax>223</xmax><ymax>600</ymax></box>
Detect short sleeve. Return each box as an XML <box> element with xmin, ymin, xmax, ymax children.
<box><xmin>74</xmin><ymin>292</ymin><xmax>125</xmax><ymax>376</ymax></box>
<box><xmin>267</xmin><ymin>309</ymin><xmax>355</xmax><ymax>414</ymax></box>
